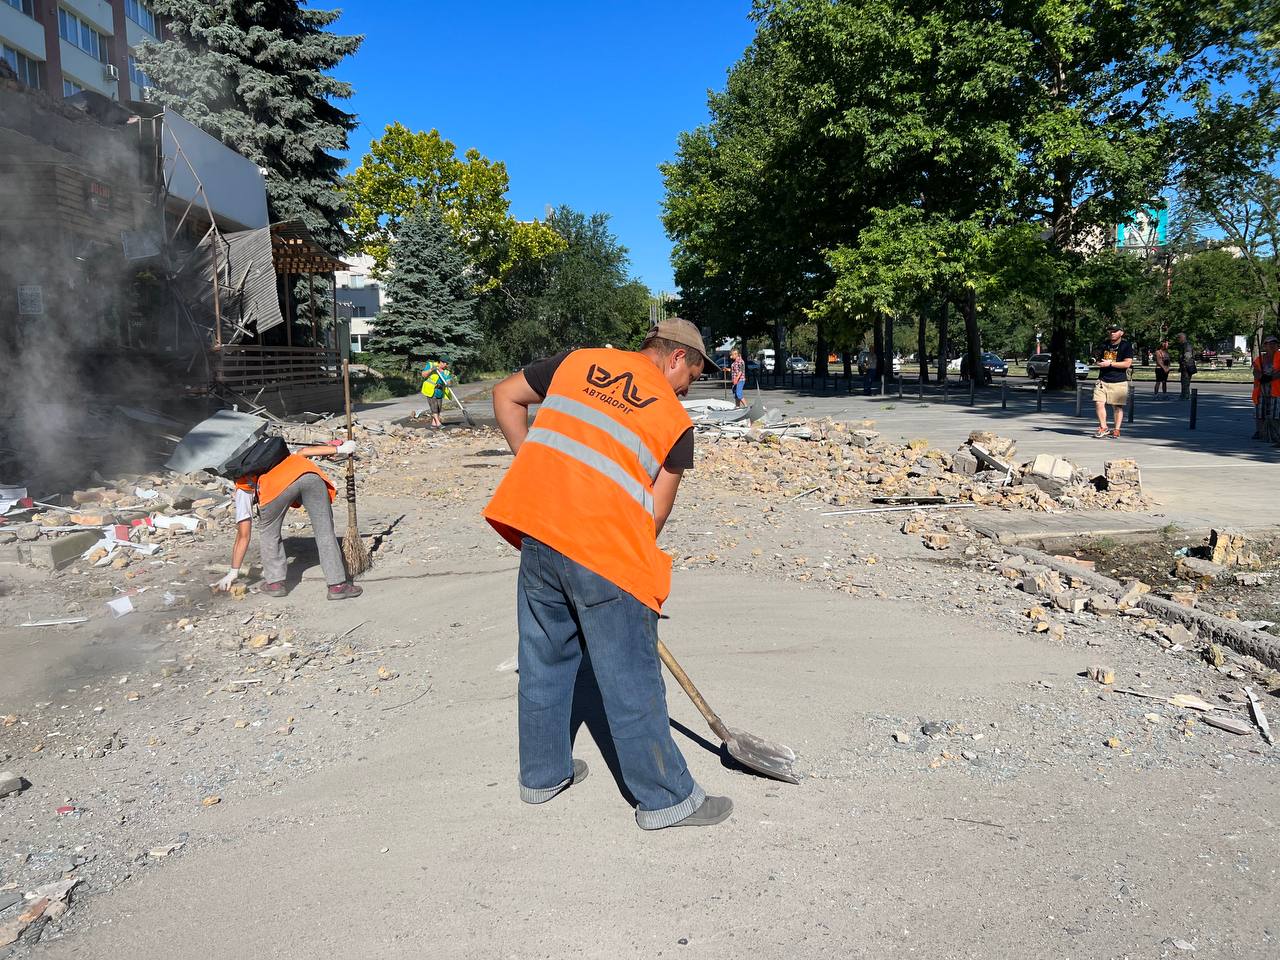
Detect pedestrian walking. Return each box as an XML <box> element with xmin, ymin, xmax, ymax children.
<box><xmin>862</xmin><ymin>350</ymin><xmax>879</xmax><ymax>394</ymax></box>
<box><xmin>483</xmin><ymin>318</ymin><xmax>733</xmax><ymax>830</ymax></box>
<box><xmin>1093</xmin><ymin>324</ymin><xmax>1133</xmax><ymax>439</ymax></box>
<box><xmin>1253</xmin><ymin>335</ymin><xmax>1280</xmax><ymax>442</ymax></box>
<box><xmin>729</xmin><ymin>347</ymin><xmax>746</xmax><ymax>408</ymax></box>
<box><xmin>1177</xmin><ymin>332</ymin><xmax>1196</xmax><ymax>399</ymax></box>
<box><xmin>216</xmin><ymin>441</ymin><xmax>363</xmax><ymax>600</ymax></box>
<box><xmin>1153</xmin><ymin>340</ymin><xmax>1171</xmax><ymax>397</ymax></box>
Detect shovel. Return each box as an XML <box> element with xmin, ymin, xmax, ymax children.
<box><xmin>656</xmin><ymin>639</ymin><xmax>799</xmax><ymax>784</ymax></box>
<box><xmin>447</xmin><ymin>389</ymin><xmax>476</xmax><ymax>427</ymax></box>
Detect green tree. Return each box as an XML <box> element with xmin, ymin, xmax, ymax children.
<box><xmin>344</xmin><ymin>123</ymin><xmax>562</xmax><ymax>283</ymax></box>
<box><xmin>477</xmin><ymin>206</ymin><xmax>651</xmax><ymax>367</ymax></box>
<box><xmin>137</xmin><ymin>0</ymin><xmax>361</xmax><ymax>254</ymax></box>
<box><xmin>374</xmin><ymin>204</ymin><xmax>478</xmax><ymax>363</ymax></box>
<box><xmin>1166</xmin><ymin>249</ymin><xmax>1265</xmax><ymax>347</ymax></box>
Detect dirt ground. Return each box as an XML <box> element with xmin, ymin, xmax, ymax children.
<box><xmin>1</xmin><ymin>416</ymin><xmax>1278</xmax><ymax>959</ymax></box>
<box><xmin>1066</xmin><ymin>533</ymin><xmax>1280</xmax><ymax>635</ymax></box>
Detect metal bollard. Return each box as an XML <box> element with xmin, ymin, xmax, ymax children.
<box><xmin>1036</xmin><ymin>383</ymin><xmax>1043</xmax><ymax>412</ymax></box>
<box><xmin>1190</xmin><ymin>388</ymin><xmax>1198</xmax><ymax>430</ymax></box>
<box><xmin>918</xmin><ymin>376</ymin><xmax>924</xmax><ymax>403</ymax></box>
<box><xmin>1001</xmin><ymin>379</ymin><xmax>1007</xmax><ymax>410</ymax></box>
<box><xmin>942</xmin><ymin>379</ymin><xmax>949</xmax><ymax>403</ymax></box>
<box><xmin>1126</xmin><ymin>384</ymin><xmax>1136</xmax><ymax>424</ymax></box>
<box><xmin>969</xmin><ymin>378</ymin><xmax>975</xmax><ymax>406</ymax></box>
<box><xmin>898</xmin><ymin>375</ymin><xmax>903</xmax><ymax>400</ymax></box>
<box><xmin>1075</xmin><ymin>383</ymin><xmax>1082</xmax><ymax>417</ymax></box>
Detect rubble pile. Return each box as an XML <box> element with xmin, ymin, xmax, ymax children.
<box><xmin>693</xmin><ymin>420</ymin><xmax>1150</xmax><ymax>512</ymax></box>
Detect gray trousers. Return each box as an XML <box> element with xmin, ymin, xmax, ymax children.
<box><xmin>256</xmin><ymin>473</ymin><xmax>347</xmax><ymax>586</ymax></box>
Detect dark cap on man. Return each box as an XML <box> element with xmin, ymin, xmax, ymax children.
<box><xmin>1106</xmin><ymin>324</ymin><xmax>1123</xmax><ymax>334</ymax></box>
<box><xmin>642</xmin><ymin>317</ymin><xmax>716</xmax><ymax>368</ymax></box>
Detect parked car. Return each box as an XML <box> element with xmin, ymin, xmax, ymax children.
<box><xmin>786</xmin><ymin>356</ymin><xmax>811</xmax><ymax>372</ymax></box>
<box><xmin>1026</xmin><ymin>354</ymin><xmax>1090</xmax><ymax>379</ymax></box>
<box><xmin>981</xmin><ymin>352</ymin><xmax>1008</xmax><ymax>377</ymax></box>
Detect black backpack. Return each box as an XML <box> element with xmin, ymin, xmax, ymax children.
<box><xmin>220</xmin><ymin>435</ymin><xmax>289</xmax><ymax>481</ymax></box>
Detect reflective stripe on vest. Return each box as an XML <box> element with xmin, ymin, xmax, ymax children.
<box><xmin>525</xmin><ymin>426</ymin><xmax>655</xmax><ymax>515</ymax></box>
<box><xmin>539</xmin><ymin>394</ymin><xmax>661</xmax><ymax>481</ymax></box>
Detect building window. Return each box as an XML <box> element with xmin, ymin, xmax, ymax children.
<box><xmin>124</xmin><ymin>0</ymin><xmax>156</xmax><ymax>36</ymax></box>
<box><xmin>353</xmin><ymin>305</ymin><xmax>367</xmax><ymax>317</ymax></box>
<box><xmin>58</xmin><ymin>8</ymin><xmax>109</xmax><ymax>63</ymax></box>
<box><xmin>2</xmin><ymin>45</ymin><xmax>41</xmax><ymax>89</ymax></box>
<box><xmin>3</xmin><ymin>0</ymin><xmax>34</xmax><ymax>17</ymax></box>
<box><xmin>127</xmin><ymin>55</ymin><xmax>149</xmax><ymax>87</ymax></box>
<box><xmin>63</xmin><ymin>77</ymin><xmax>83</xmax><ymax>97</ymax></box>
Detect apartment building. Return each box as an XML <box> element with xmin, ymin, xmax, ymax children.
<box><xmin>0</xmin><ymin>0</ymin><xmax>161</xmax><ymax>103</ymax></box>
<box><xmin>335</xmin><ymin>254</ymin><xmax>385</xmax><ymax>354</ymax></box>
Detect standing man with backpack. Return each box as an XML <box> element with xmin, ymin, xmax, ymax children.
<box><xmin>214</xmin><ymin>440</ymin><xmax>363</xmax><ymax>600</ymax></box>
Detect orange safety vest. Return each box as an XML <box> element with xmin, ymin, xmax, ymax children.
<box><xmin>1252</xmin><ymin>350</ymin><xmax>1280</xmax><ymax>404</ymax></box>
<box><xmin>235</xmin><ymin>454</ymin><xmax>336</xmax><ymax>510</ymax></box>
<box><xmin>483</xmin><ymin>348</ymin><xmax>693</xmax><ymax>613</ymax></box>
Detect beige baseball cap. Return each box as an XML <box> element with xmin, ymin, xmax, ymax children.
<box><xmin>641</xmin><ymin>317</ymin><xmax>715</xmax><ymax>368</ymax></box>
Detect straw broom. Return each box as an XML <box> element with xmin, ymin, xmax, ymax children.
<box><xmin>341</xmin><ymin>359</ymin><xmax>372</xmax><ymax>576</ymax></box>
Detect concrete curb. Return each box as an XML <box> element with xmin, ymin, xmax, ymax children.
<box><xmin>996</xmin><ymin>543</ymin><xmax>1280</xmax><ymax>673</ymax></box>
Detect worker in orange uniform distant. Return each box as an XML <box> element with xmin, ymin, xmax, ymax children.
<box><xmin>483</xmin><ymin>318</ymin><xmax>733</xmax><ymax>830</ymax></box>
<box><xmin>1253</xmin><ymin>334</ymin><xmax>1280</xmax><ymax>443</ymax></box>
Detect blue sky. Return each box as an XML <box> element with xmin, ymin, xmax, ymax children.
<box><xmin>330</xmin><ymin>1</ymin><xmax>759</xmax><ymax>293</ymax></box>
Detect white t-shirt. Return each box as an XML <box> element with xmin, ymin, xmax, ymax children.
<box><xmin>234</xmin><ymin>487</ymin><xmax>254</xmax><ymax>523</ymax></box>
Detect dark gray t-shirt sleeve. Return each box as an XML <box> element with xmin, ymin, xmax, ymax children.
<box><xmin>521</xmin><ymin>351</ymin><xmax>572</xmax><ymax>397</ymax></box>
<box><xmin>521</xmin><ymin>351</ymin><xmax>696</xmax><ymax>471</ymax></box>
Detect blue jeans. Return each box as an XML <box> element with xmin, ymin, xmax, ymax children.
<box><xmin>733</xmin><ymin>381</ymin><xmax>745</xmax><ymax>402</ymax></box>
<box><xmin>516</xmin><ymin>538</ymin><xmax>704</xmax><ymax>829</ymax></box>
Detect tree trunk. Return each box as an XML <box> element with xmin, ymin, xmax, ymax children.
<box><xmin>963</xmin><ymin>286</ymin><xmax>982</xmax><ymax>386</ymax></box>
<box><xmin>841</xmin><ymin>349</ymin><xmax>852</xmax><ymax>377</ymax></box>
<box><xmin>917</xmin><ymin>308</ymin><xmax>929</xmax><ymax>383</ymax></box>
<box><xmin>815</xmin><ymin>322</ymin><xmax>829</xmax><ymax>378</ymax></box>
<box><xmin>1046</xmin><ymin>296</ymin><xmax>1077</xmax><ymax>389</ymax></box>
<box><xmin>936</xmin><ymin>297</ymin><xmax>949</xmax><ymax>383</ymax></box>
<box><xmin>872</xmin><ymin>314</ymin><xmax>885</xmax><ymax>392</ymax></box>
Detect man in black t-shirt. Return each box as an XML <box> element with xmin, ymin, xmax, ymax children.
<box><xmin>1093</xmin><ymin>324</ymin><xmax>1134</xmax><ymax>438</ymax></box>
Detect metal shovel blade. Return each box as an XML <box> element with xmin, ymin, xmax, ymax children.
<box><xmin>724</xmin><ymin>728</ymin><xmax>800</xmax><ymax>784</ymax></box>
<box><xmin>656</xmin><ymin>639</ymin><xmax>799</xmax><ymax>785</ymax></box>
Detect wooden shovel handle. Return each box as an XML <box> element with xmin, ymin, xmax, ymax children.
<box><xmin>657</xmin><ymin>639</ymin><xmax>731</xmax><ymax>744</ymax></box>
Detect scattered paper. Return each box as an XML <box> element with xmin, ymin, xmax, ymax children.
<box><xmin>152</xmin><ymin>514</ymin><xmax>201</xmax><ymax>532</ymax></box>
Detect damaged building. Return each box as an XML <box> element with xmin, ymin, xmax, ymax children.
<box><xmin>0</xmin><ymin>77</ymin><xmax>348</xmax><ymax>493</ymax></box>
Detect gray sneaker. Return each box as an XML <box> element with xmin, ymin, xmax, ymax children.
<box><xmin>669</xmin><ymin>795</ymin><xmax>733</xmax><ymax>827</ymax></box>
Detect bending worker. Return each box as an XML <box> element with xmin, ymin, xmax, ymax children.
<box><xmin>483</xmin><ymin>318</ymin><xmax>732</xmax><ymax>830</ymax></box>
<box><xmin>215</xmin><ymin>443</ymin><xmax>363</xmax><ymax>600</ymax></box>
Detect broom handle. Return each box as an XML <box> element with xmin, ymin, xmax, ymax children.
<box><xmin>342</xmin><ymin>358</ymin><xmax>357</xmax><ymax>506</ymax></box>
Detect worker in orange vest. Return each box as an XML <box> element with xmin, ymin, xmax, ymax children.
<box><xmin>1254</xmin><ymin>334</ymin><xmax>1280</xmax><ymax>443</ymax></box>
<box><xmin>484</xmin><ymin>318</ymin><xmax>732</xmax><ymax>830</ymax></box>
<box><xmin>214</xmin><ymin>442</ymin><xmax>363</xmax><ymax>600</ymax></box>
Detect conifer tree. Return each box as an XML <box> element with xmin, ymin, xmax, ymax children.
<box><xmin>375</xmin><ymin>205</ymin><xmax>478</xmax><ymax>362</ymax></box>
<box><xmin>137</xmin><ymin>1</ymin><xmax>361</xmax><ymax>253</ymax></box>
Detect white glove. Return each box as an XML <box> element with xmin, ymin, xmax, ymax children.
<box><xmin>334</xmin><ymin>440</ymin><xmax>356</xmax><ymax>456</ymax></box>
<box><xmin>213</xmin><ymin>567</ymin><xmax>240</xmax><ymax>591</ymax></box>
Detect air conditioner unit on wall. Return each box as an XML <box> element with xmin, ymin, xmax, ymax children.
<box><xmin>104</xmin><ymin>64</ymin><xmax>119</xmax><ymax>81</ymax></box>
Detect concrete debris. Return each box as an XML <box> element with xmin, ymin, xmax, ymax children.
<box><xmin>698</xmin><ymin>417</ymin><xmax>1147</xmax><ymax>513</ymax></box>
<box><xmin>1175</xmin><ymin>557</ymin><xmax>1227</xmax><ymax>582</ymax></box>
<box><xmin>1200</xmin><ymin>714</ymin><xmax>1254</xmax><ymax>736</ymax></box>
<box><xmin>1102</xmin><ymin>458</ymin><xmax>1142</xmax><ymax>490</ymax></box>
<box><xmin>1245</xmin><ymin>686</ymin><xmax>1273</xmax><ymax>745</ymax></box>
<box><xmin>0</xmin><ymin>876</ymin><xmax>80</xmax><ymax>948</ymax></box>
<box><xmin>0</xmin><ymin>770</ymin><xmax>26</xmax><ymax>798</ymax></box>
<box><xmin>1208</xmin><ymin>528</ymin><xmax>1262</xmax><ymax>569</ymax></box>
<box><xmin>1086</xmin><ymin>665</ymin><xmax>1115</xmax><ymax>685</ymax></box>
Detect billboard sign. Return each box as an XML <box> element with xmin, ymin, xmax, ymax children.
<box><xmin>1116</xmin><ymin>205</ymin><xmax>1168</xmax><ymax>250</ymax></box>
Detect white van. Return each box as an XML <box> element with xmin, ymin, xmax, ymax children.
<box><xmin>755</xmin><ymin>348</ymin><xmax>776</xmax><ymax>372</ymax></box>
